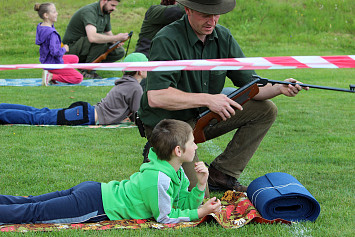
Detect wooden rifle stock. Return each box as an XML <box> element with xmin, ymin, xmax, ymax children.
<box><xmin>92</xmin><ymin>31</ymin><xmax>133</xmax><ymax>64</ymax></box>
<box><xmin>193</xmin><ymin>79</ymin><xmax>260</xmax><ymax>144</ymax></box>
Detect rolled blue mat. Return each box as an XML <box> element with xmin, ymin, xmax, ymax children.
<box><xmin>247</xmin><ymin>172</ymin><xmax>320</xmax><ymax>222</ymax></box>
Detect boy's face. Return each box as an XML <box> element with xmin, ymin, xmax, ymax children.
<box><xmin>180</xmin><ymin>132</ymin><xmax>198</xmax><ymax>163</ymax></box>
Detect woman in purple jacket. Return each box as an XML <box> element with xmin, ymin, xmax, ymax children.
<box><xmin>35</xmin><ymin>3</ymin><xmax>83</xmax><ymax>86</ymax></box>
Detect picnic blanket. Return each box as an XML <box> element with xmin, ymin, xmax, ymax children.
<box><xmin>0</xmin><ymin>191</ymin><xmax>290</xmax><ymax>233</ymax></box>
<box><xmin>0</xmin><ymin>78</ymin><xmax>119</xmax><ymax>87</ymax></box>
<box><xmin>247</xmin><ymin>172</ymin><xmax>321</xmax><ymax>222</ymax></box>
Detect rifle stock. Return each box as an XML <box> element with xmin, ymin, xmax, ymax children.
<box><xmin>92</xmin><ymin>31</ymin><xmax>133</xmax><ymax>64</ymax></box>
<box><xmin>193</xmin><ymin>79</ymin><xmax>260</xmax><ymax>144</ymax></box>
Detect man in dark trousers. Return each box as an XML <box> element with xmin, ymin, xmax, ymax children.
<box><xmin>138</xmin><ymin>0</ymin><xmax>308</xmax><ymax>193</ymax></box>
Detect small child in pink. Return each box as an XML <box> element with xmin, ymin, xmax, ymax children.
<box><xmin>35</xmin><ymin>3</ymin><xmax>83</xmax><ymax>85</ymax></box>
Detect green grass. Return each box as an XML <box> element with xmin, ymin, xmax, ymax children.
<box><xmin>0</xmin><ymin>0</ymin><xmax>354</xmax><ymax>236</ymax></box>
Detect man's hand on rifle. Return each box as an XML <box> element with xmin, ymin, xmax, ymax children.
<box><xmin>207</xmin><ymin>94</ymin><xmax>243</xmax><ymax>121</ymax></box>
<box><xmin>112</xmin><ymin>32</ymin><xmax>130</xmax><ymax>43</ymax></box>
<box><xmin>112</xmin><ymin>41</ymin><xmax>124</xmax><ymax>48</ymax></box>
<box><xmin>279</xmin><ymin>78</ymin><xmax>309</xmax><ymax>97</ymax></box>
<box><xmin>255</xmin><ymin>77</ymin><xmax>310</xmax><ymax>100</ymax></box>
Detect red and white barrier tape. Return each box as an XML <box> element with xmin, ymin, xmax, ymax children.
<box><xmin>1</xmin><ymin>55</ymin><xmax>354</xmax><ymax>71</ymax></box>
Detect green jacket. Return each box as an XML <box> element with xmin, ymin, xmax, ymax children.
<box><xmin>138</xmin><ymin>14</ymin><xmax>256</xmax><ymax>128</ymax></box>
<box><xmin>101</xmin><ymin>149</ymin><xmax>205</xmax><ymax>223</ymax></box>
<box><xmin>63</xmin><ymin>1</ymin><xmax>111</xmax><ymax>44</ymax></box>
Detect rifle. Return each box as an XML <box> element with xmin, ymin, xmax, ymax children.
<box><xmin>193</xmin><ymin>79</ymin><xmax>260</xmax><ymax>144</ymax></box>
<box><xmin>193</xmin><ymin>76</ymin><xmax>354</xmax><ymax>144</ymax></box>
<box><xmin>92</xmin><ymin>31</ymin><xmax>133</xmax><ymax>64</ymax></box>
<box><xmin>254</xmin><ymin>75</ymin><xmax>355</xmax><ymax>93</ymax></box>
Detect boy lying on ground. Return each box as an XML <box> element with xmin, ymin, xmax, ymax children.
<box><xmin>0</xmin><ymin>53</ymin><xmax>146</xmax><ymax>126</ymax></box>
<box><xmin>0</xmin><ymin>119</ymin><xmax>221</xmax><ymax>224</ymax></box>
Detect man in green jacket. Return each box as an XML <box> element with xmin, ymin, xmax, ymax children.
<box><xmin>0</xmin><ymin>119</ymin><xmax>221</xmax><ymax>224</ymax></box>
<box><xmin>63</xmin><ymin>0</ymin><xmax>130</xmax><ymax>79</ymax></box>
<box><xmin>138</xmin><ymin>0</ymin><xmax>308</xmax><ymax>194</ymax></box>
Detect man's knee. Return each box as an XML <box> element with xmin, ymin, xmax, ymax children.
<box><xmin>262</xmin><ymin>100</ymin><xmax>278</xmax><ymax>123</ymax></box>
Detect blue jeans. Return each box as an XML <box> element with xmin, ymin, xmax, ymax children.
<box><xmin>0</xmin><ymin>181</ymin><xmax>107</xmax><ymax>224</ymax></box>
<box><xmin>0</xmin><ymin>102</ymin><xmax>95</xmax><ymax>125</ymax></box>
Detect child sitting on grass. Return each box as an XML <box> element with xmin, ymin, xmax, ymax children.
<box><xmin>0</xmin><ymin>119</ymin><xmax>221</xmax><ymax>224</ymax></box>
<box><xmin>35</xmin><ymin>2</ymin><xmax>83</xmax><ymax>85</ymax></box>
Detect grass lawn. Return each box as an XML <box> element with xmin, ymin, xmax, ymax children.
<box><xmin>0</xmin><ymin>0</ymin><xmax>354</xmax><ymax>236</ymax></box>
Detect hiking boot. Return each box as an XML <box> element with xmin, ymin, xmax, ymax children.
<box><xmin>208</xmin><ymin>165</ymin><xmax>248</xmax><ymax>192</ymax></box>
<box><xmin>79</xmin><ymin>69</ymin><xmax>103</xmax><ymax>79</ymax></box>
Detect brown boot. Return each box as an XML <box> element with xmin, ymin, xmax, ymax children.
<box><xmin>208</xmin><ymin>165</ymin><xmax>248</xmax><ymax>192</ymax></box>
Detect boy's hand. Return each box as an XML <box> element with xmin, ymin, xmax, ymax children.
<box><xmin>197</xmin><ymin>197</ymin><xmax>222</xmax><ymax>218</ymax></box>
<box><xmin>195</xmin><ymin>161</ymin><xmax>208</xmax><ymax>191</ymax></box>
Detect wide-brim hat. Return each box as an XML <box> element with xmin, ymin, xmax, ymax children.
<box><xmin>176</xmin><ymin>0</ymin><xmax>236</xmax><ymax>15</ymax></box>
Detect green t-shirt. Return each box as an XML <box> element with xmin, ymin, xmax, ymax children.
<box><xmin>63</xmin><ymin>1</ymin><xmax>111</xmax><ymax>44</ymax></box>
<box><xmin>138</xmin><ymin>15</ymin><xmax>256</xmax><ymax>128</ymax></box>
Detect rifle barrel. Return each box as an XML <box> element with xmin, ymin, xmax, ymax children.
<box><xmin>254</xmin><ymin>76</ymin><xmax>354</xmax><ymax>93</ymax></box>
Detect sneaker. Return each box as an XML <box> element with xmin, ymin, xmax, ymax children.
<box><xmin>41</xmin><ymin>70</ymin><xmax>52</xmax><ymax>86</ymax></box>
<box><xmin>79</xmin><ymin>69</ymin><xmax>103</xmax><ymax>79</ymax></box>
<box><xmin>208</xmin><ymin>164</ymin><xmax>248</xmax><ymax>192</ymax></box>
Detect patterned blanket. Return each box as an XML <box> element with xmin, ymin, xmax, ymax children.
<box><xmin>0</xmin><ymin>191</ymin><xmax>290</xmax><ymax>233</ymax></box>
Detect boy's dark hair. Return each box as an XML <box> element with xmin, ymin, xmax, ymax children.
<box><xmin>150</xmin><ymin>119</ymin><xmax>192</xmax><ymax>161</ymax></box>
